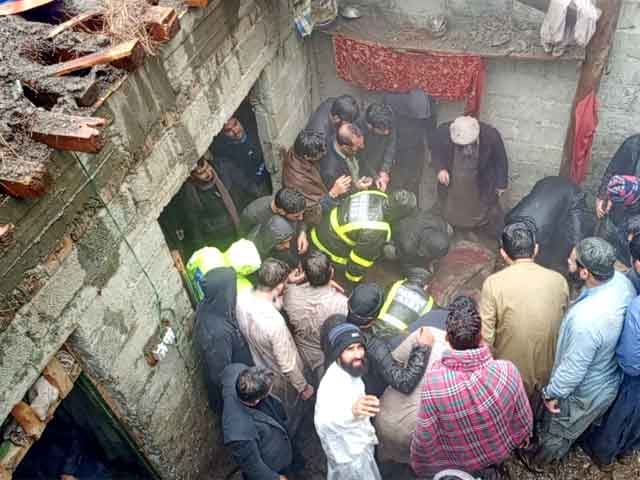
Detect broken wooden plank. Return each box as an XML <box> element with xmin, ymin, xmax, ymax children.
<box><xmin>144</xmin><ymin>6</ymin><xmax>180</xmax><ymax>42</ymax></box>
<box><xmin>185</xmin><ymin>0</ymin><xmax>210</xmax><ymax>8</ymax></box>
<box><xmin>49</xmin><ymin>39</ymin><xmax>144</xmax><ymax>77</ymax></box>
<box><xmin>43</xmin><ymin>357</ymin><xmax>74</xmax><ymax>398</ymax></box>
<box><xmin>30</xmin><ymin>112</ymin><xmax>107</xmax><ymax>153</ymax></box>
<box><xmin>10</xmin><ymin>402</ymin><xmax>44</xmax><ymax>439</ymax></box>
<box><xmin>46</xmin><ymin>10</ymin><xmax>104</xmax><ymax>39</ymax></box>
<box><xmin>0</xmin><ymin>167</ymin><xmax>51</xmax><ymax>199</ymax></box>
<box><xmin>0</xmin><ymin>0</ymin><xmax>54</xmax><ymax>16</ymax></box>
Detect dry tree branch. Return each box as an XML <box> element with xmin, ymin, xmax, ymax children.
<box><xmin>102</xmin><ymin>0</ymin><xmax>158</xmax><ymax>55</ymax></box>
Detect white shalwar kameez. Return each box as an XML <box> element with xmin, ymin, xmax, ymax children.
<box><xmin>314</xmin><ymin>362</ymin><xmax>382</xmax><ymax>480</ymax></box>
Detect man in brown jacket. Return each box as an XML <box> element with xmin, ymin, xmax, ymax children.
<box><xmin>480</xmin><ymin>221</ymin><xmax>568</xmax><ymax>403</ymax></box>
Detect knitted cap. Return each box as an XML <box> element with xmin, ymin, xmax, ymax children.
<box><xmin>348</xmin><ymin>283</ymin><xmax>384</xmax><ymax>326</ymax></box>
<box><xmin>450</xmin><ymin>116</ymin><xmax>480</xmax><ymax>146</ymax></box>
<box><xmin>575</xmin><ymin>237</ymin><xmax>616</xmax><ymax>278</ymax></box>
<box><xmin>327</xmin><ymin>323</ymin><xmax>365</xmax><ymax>364</ymax></box>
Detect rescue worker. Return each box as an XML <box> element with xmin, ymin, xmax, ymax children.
<box><xmin>186</xmin><ymin>238</ymin><xmax>262</xmax><ymax>302</ymax></box>
<box><xmin>310</xmin><ymin>189</ymin><xmax>417</xmax><ymax>284</ymax></box>
<box><xmin>376</xmin><ymin>267</ymin><xmax>435</xmax><ymax>340</ymax></box>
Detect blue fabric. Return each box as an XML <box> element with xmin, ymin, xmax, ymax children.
<box><xmin>627</xmin><ymin>268</ymin><xmax>640</xmax><ymax>294</ymax></box>
<box><xmin>616</xmin><ymin>295</ymin><xmax>640</xmax><ymax>376</ymax></box>
<box><xmin>545</xmin><ymin>272</ymin><xmax>635</xmax><ymax>403</ymax></box>
<box><xmin>580</xmin><ymin>373</ymin><xmax>640</xmax><ymax>465</ymax></box>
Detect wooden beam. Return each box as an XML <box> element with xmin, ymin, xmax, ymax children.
<box><xmin>144</xmin><ymin>6</ymin><xmax>180</xmax><ymax>42</ymax></box>
<box><xmin>185</xmin><ymin>0</ymin><xmax>210</xmax><ymax>8</ymax></box>
<box><xmin>0</xmin><ymin>0</ymin><xmax>54</xmax><ymax>16</ymax></box>
<box><xmin>558</xmin><ymin>0</ymin><xmax>622</xmax><ymax>178</ymax></box>
<box><xmin>43</xmin><ymin>357</ymin><xmax>74</xmax><ymax>398</ymax></box>
<box><xmin>49</xmin><ymin>39</ymin><xmax>145</xmax><ymax>77</ymax></box>
<box><xmin>31</xmin><ymin>112</ymin><xmax>108</xmax><ymax>154</ymax></box>
<box><xmin>0</xmin><ymin>464</ymin><xmax>10</xmax><ymax>480</ymax></box>
<box><xmin>0</xmin><ymin>170</ymin><xmax>51</xmax><ymax>199</ymax></box>
<box><xmin>46</xmin><ymin>10</ymin><xmax>104</xmax><ymax>39</ymax></box>
<box><xmin>10</xmin><ymin>402</ymin><xmax>45</xmax><ymax>439</ymax></box>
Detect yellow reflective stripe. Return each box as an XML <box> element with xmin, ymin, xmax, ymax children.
<box><xmin>341</xmin><ymin>221</ymin><xmax>391</xmax><ymax>241</ymax></box>
<box><xmin>378</xmin><ymin>280</ymin><xmax>405</xmax><ymax>318</ymax></box>
<box><xmin>311</xmin><ymin>228</ymin><xmax>347</xmax><ymax>265</ymax></box>
<box><xmin>420</xmin><ymin>295</ymin><xmax>435</xmax><ymax>315</ymax></box>
<box><xmin>350</xmin><ymin>190</ymin><xmax>388</xmax><ymax>199</ymax></box>
<box><xmin>330</xmin><ymin>208</ymin><xmax>356</xmax><ymax>246</ymax></box>
<box><xmin>349</xmin><ymin>250</ymin><xmax>375</xmax><ymax>268</ymax></box>
<box><xmin>379</xmin><ymin>313</ymin><xmax>409</xmax><ymax>332</ymax></box>
<box><xmin>345</xmin><ymin>271</ymin><xmax>363</xmax><ymax>282</ymax></box>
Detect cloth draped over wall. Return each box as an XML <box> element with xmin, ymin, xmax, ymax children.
<box><xmin>570</xmin><ymin>91</ymin><xmax>598</xmax><ymax>185</ymax></box>
<box><xmin>333</xmin><ymin>35</ymin><xmax>485</xmax><ymax>116</ymax></box>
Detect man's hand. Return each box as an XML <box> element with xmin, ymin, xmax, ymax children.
<box><xmin>544</xmin><ymin>398</ymin><xmax>560</xmax><ymax>414</ymax></box>
<box><xmin>330</xmin><ymin>175</ymin><xmax>352</xmax><ymax>198</ymax></box>
<box><xmin>297</xmin><ymin>230</ymin><xmax>309</xmax><ymax>255</ymax></box>
<box><xmin>288</xmin><ymin>267</ymin><xmax>306</xmax><ymax>284</ymax></box>
<box><xmin>376</xmin><ymin>171</ymin><xmax>390</xmax><ymax>192</ymax></box>
<box><xmin>300</xmin><ymin>384</ymin><xmax>315</xmax><ymax>401</ymax></box>
<box><xmin>279</xmin><ymin>476</ymin><xmax>288</xmax><ymax>480</ymax></box>
<box><xmin>415</xmin><ymin>327</ymin><xmax>435</xmax><ymax>348</ymax></box>
<box><xmin>355</xmin><ymin>176</ymin><xmax>374</xmax><ymax>190</ymax></box>
<box><xmin>596</xmin><ymin>198</ymin><xmax>612</xmax><ymax>219</ymax></box>
<box><xmin>329</xmin><ymin>279</ymin><xmax>345</xmax><ymax>293</ymax></box>
<box><xmin>352</xmin><ymin>395</ymin><xmax>380</xmax><ymax>417</ymax></box>
<box><xmin>437</xmin><ymin>169</ymin><xmax>450</xmax><ymax>186</ymax></box>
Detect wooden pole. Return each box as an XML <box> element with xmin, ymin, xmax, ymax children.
<box><xmin>558</xmin><ymin>0</ymin><xmax>622</xmax><ymax>178</ymax></box>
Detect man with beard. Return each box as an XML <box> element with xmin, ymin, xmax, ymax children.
<box><xmin>431</xmin><ymin>116</ymin><xmax>508</xmax><ymax>238</ymax></box>
<box><xmin>176</xmin><ymin>158</ymin><xmax>237</xmax><ymax>258</ymax></box>
<box><xmin>519</xmin><ymin>238</ymin><xmax>635</xmax><ymax>470</ymax></box>
<box><xmin>213</xmin><ymin>116</ymin><xmax>271</xmax><ymax>208</ymax></box>
<box><xmin>314</xmin><ymin>321</ymin><xmax>382</xmax><ymax>480</ymax></box>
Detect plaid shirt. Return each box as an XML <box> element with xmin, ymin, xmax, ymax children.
<box><xmin>410</xmin><ymin>345</ymin><xmax>532</xmax><ymax>476</ymax></box>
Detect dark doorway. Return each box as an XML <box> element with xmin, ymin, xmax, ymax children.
<box><xmin>13</xmin><ymin>374</ymin><xmax>157</xmax><ymax>480</ymax></box>
<box><xmin>158</xmin><ymin>94</ymin><xmax>271</xmax><ymax>265</ymax></box>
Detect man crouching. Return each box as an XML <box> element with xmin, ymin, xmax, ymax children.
<box><xmin>314</xmin><ymin>321</ymin><xmax>381</xmax><ymax>480</ymax></box>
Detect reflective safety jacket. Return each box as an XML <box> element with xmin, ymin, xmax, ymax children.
<box><xmin>311</xmin><ymin>190</ymin><xmax>391</xmax><ymax>283</ymax></box>
<box><xmin>186</xmin><ymin>239</ymin><xmax>261</xmax><ymax>301</ymax></box>
<box><xmin>376</xmin><ymin>280</ymin><xmax>435</xmax><ymax>337</ymax></box>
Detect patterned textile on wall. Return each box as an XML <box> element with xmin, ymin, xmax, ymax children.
<box><xmin>333</xmin><ymin>35</ymin><xmax>486</xmax><ymax>116</ymax></box>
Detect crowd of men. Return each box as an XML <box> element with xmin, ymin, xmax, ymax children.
<box><xmin>185</xmin><ymin>93</ymin><xmax>640</xmax><ymax>479</ymax></box>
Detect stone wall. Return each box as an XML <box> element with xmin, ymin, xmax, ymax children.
<box><xmin>0</xmin><ymin>1</ymin><xmax>313</xmax><ymax>478</ymax></box>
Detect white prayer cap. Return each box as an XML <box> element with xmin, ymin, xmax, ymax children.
<box><xmin>450</xmin><ymin>116</ymin><xmax>480</xmax><ymax>146</ymax></box>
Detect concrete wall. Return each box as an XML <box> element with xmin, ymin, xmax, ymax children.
<box><xmin>584</xmin><ymin>0</ymin><xmax>640</xmax><ymax>192</ymax></box>
<box><xmin>0</xmin><ymin>0</ymin><xmax>313</xmax><ymax>478</ymax></box>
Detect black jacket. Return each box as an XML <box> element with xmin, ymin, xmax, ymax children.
<box><xmin>393</xmin><ymin>210</ymin><xmax>450</xmax><ymax>267</ymax></box>
<box><xmin>306</xmin><ymin>98</ymin><xmax>336</xmax><ymax>141</ymax></box>
<box><xmin>319</xmin><ymin>141</ymin><xmax>357</xmax><ymax>194</ymax></box>
<box><xmin>222</xmin><ymin>364</ymin><xmax>293</xmax><ymax>480</ymax></box>
<box><xmin>194</xmin><ymin>268</ymin><xmax>254</xmax><ymax>413</ymax></box>
<box><xmin>431</xmin><ymin>121</ymin><xmax>508</xmax><ymax>203</ymax></box>
<box><xmin>507</xmin><ymin>176</ymin><xmax>596</xmax><ymax>271</ymax></box>
<box><xmin>597</xmin><ymin>134</ymin><xmax>640</xmax><ymax>199</ymax></box>
<box><xmin>361</xmin><ymin>329</ymin><xmax>429</xmax><ymax>397</ymax></box>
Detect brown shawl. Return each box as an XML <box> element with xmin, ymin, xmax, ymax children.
<box><xmin>282</xmin><ymin>148</ymin><xmax>328</xmax><ymax>225</ymax></box>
